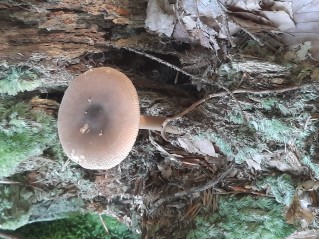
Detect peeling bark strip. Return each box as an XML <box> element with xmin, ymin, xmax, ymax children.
<box><xmin>0</xmin><ymin>0</ymin><xmax>146</xmax><ymax>62</ymax></box>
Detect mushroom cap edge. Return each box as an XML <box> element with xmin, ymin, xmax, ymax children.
<box><xmin>58</xmin><ymin>67</ymin><xmax>140</xmax><ymax>169</ymax></box>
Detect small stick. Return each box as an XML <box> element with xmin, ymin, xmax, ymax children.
<box><xmin>216</xmin><ymin>83</ymin><xmax>249</xmax><ymax>125</ymax></box>
<box><xmin>119</xmin><ymin>47</ymin><xmax>318</xmax><ymax>140</ymax></box>
<box><xmin>99</xmin><ymin>214</ymin><xmax>109</xmax><ymax>234</ymax></box>
<box><xmin>0</xmin><ymin>181</ymin><xmax>21</xmax><ymax>185</ymax></box>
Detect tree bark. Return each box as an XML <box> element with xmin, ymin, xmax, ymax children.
<box><xmin>0</xmin><ymin>0</ymin><xmax>146</xmax><ymax>61</ymax></box>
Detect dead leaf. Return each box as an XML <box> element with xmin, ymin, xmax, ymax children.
<box><xmin>298</xmin><ymin>180</ymin><xmax>319</xmax><ymax>191</ymax></box>
<box><xmin>286</xmin><ymin>192</ymin><xmax>314</xmax><ymax>227</ymax></box>
<box><xmin>196</xmin><ymin>0</ymin><xmax>224</xmax><ymax>18</ymax></box>
<box><xmin>271</xmin><ymin>1</ymin><xmax>293</xmax><ymax>18</ymax></box>
<box><xmin>222</xmin><ymin>0</ymin><xmax>261</xmax><ymax>11</ymax></box>
<box><xmin>311</xmin><ymin>67</ymin><xmax>319</xmax><ymax>81</ymax></box>
<box><xmin>229</xmin><ymin>15</ymin><xmax>277</xmax><ymax>32</ymax></box>
<box><xmin>296</xmin><ymin>42</ymin><xmax>312</xmax><ymax>61</ymax></box>
<box><xmin>281</xmin><ymin>1</ymin><xmax>319</xmax><ymax>47</ymax></box>
<box><xmin>261</xmin><ymin>11</ymin><xmax>295</xmax><ymax>31</ymax></box>
<box><xmin>177</xmin><ymin>137</ymin><xmax>218</xmax><ymax>157</ymax></box>
<box><xmin>178</xmin><ymin>137</ymin><xmax>199</xmax><ymax>154</ymax></box>
<box><xmin>157</xmin><ymin>163</ymin><xmax>172</xmax><ymax>179</ymax></box>
<box><xmin>246</xmin><ymin>154</ymin><xmax>262</xmax><ymax>171</ymax></box>
<box><xmin>286</xmin><ymin>230</ymin><xmax>319</xmax><ymax>239</ymax></box>
<box><xmin>145</xmin><ymin>0</ymin><xmax>176</xmax><ymax>37</ymax></box>
<box><xmin>181</xmin><ymin>16</ymin><xmax>197</xmax><ymax>31</ymax></box>
<box><xmin>172</xmin><ymin>22</ymin><xmax>193</xmax><ymax>43</ymax></box>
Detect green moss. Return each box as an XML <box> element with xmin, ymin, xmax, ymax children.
<box><xmin>256</xmin><ymin>175</ymin><xmax>295</xmax><ymax>206</ymax></box>
<box><xmin>0</xmin><ymin>185</ymin><xmax>33</xmax><ymax>230</ymax></box>
<box><xmin>193</xmin><ymin>84</ymin><xmax>319</xmax><ymax>174</ymax></box>
<box><xmin>198</xmin><ymin>128</ymin><xmax>259</xmax><ymax>163</ymax></box>
<box><xmin>29</xmin><ymin>198</ymin><xmax>85</xmax><ymax>224</ymax></box>
<box><xmin>250</xmin><ymin>118</ymin><xmax>301</xmax><ymax>144</ymax></box>
<box><xmin>0</xmin><ymin>100</ymin><xmax>57</xmax><ymax>177</ymax></box>
<box><xmin>260</xmin><ymin>97</ymin><xmax>278</xmax><ymax>111</ymax></box>
<box><xmin>0</xmin><ymin>65</ymin><xmax>42</xmax><ymax>96</ymax></box>
<box><xmin>226</xmin><ymin>110</ymin><xmax>245</xmax><ymax>124</ymax></box>
<box><xmin>204</xmin><ymin>132</ymin><xmax>234</xmax><ymax>158</ymax></box>
<box><xmin>187</xmin><ymin>196</ymin><xmax>295</xmax><ymax>239</ymax></box>
<box><xmin>17</xmin><ymin>213</ymin><xmax>140</xmax><ymax>239</ymax></box>
<box><xmin>259</xmin><ymin>94</ymin><xmax>315</xmax><ymax>116</ymax></box>
<box><xmin>302</xmin><ymin>155</ymin><xmax>319</xmax><ymax>178</ymax></box>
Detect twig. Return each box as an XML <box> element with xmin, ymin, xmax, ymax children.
<box><xmin>120</xmin><ymin>46</ymin><xmax>318</xmax><ymax>141</ymax></box>
<box><xmin>99</xmin><ymin>214</ymin><xmax>109</xmax><ymax>234</ymax></box>
<box><xmin>149</xmin><ymin>163</ymin><xmax>235</xmax><ymax>213</ymax></box>
<box><xmin>61</xmin><ymin>158</ymin><xmax>71</xmax><ymax>172</ymax></box>
<box><xmin>149</xmin><ymin>131</ymin><xmax>178</xmax><ymax>162</ymax></box>
<box><xmin>304</xmin><ymin>115</ymin><xmax>312</xmax><ymax>131</ymax></box>
<box><xmin>217</xmin><ymin>83</ymin><xmax>249</xmax><ymax>125</ymax></box>
<box><xmin>122</xmin><ymin>47</ymin><xmax>203</xmax><ymax>80</ymax></box>
<box><xmin>121</xmin><ymin>46</ymin><xmax>317</xmax><ymax>94</ymax></box>
<box><xmin>201</xmin><ymin>190</ymin><xmax>273</xmax><ymax>197</ymax></box>
<box><xmin>231</xmin><ymin>83</ymin><xmax>317</xmax><ymax>94</ymax></box>
<box><xmin>174</xmin><ymin>71</ymin><xmax>179</xmax><ymax>84</ymax></box>
<box><xmin>0</xmin><ymin>180</ymin><xmax>21</xmax><ymax>185</ymax></box>
<box><xmin>161</xmin><ymin>83</ymin><xmax>318</xmax><ymax>140</ymax></box>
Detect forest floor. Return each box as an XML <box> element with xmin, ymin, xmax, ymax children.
<box><xmin>60</xmin><ymin>40</ymin><xmax>319</xmax><ymax>238</ymax></box>
<box><xmin>1</xmin><ymin>1</ymin><xmax>319</xmax><ymax>239</ymax></box>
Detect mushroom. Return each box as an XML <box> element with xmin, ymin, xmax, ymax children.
<box><xmin>58</xmin><ymin>67</ymin><xmax>179</xmax><ymax>170</ymax></box>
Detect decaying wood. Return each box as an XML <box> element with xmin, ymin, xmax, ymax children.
<box><xmin>0</xmin><ymin>0</ymin><xmax>146</xmax><ymax>61</ymax></box>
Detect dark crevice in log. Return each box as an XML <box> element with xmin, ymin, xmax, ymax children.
<box><xmin>47</xmin><ymin>7</ymin><xmax>85</xmax><ymax>13</ymax></box>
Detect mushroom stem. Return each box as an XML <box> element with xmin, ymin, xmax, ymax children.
<box><xmin>139</xmin><ymin>115</ymin><xmax>180</xmax><ymax>134</ymax></box>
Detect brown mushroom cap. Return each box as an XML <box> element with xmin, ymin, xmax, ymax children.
<box><xmin>58</xmin><ymin>67</ymin><xmax>140</xmax><ymax>169</ymax></box>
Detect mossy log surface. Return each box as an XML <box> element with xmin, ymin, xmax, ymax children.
<box><xmin>1</xmin><ymin>1</ymin><xmax>319</xmax><ymax>238</ymax></box>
